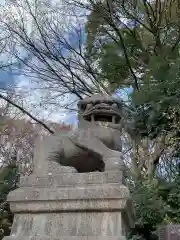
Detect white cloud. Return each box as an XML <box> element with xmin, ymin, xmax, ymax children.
<box><xmin>0</xmin><ymin>0</ymin><xmax>86</xmax><ymax>124</ymax></box>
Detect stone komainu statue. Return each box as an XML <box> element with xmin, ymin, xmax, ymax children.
<box><xmin>5</xmin><ymin>94</ymin><xmax>134</xmax><ymax>240</ymax></box>
<box><xmin>33</xmin><ymin>94</ymin><xmax>125</xmax><ymax>174</ymax></box>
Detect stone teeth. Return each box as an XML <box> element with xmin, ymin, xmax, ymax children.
<box><xmin>98</xmin><ymin>121</ymin><xmax>108</xmax><ymax>127</ymax></box>
<box><xmin>91</xmin><ymin>114</ymin><xmax>95</xmax><ymax>122</ymax></box>
<box><xmin>112</xmin><ymin>116</ymin><xmax>116</xmax><ymax>124</ymax></box>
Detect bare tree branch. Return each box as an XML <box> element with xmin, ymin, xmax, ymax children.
<box><xmin>0</xmin><ymin>93</ymin><xmax>54</xmax><ymax>134</ymax></box>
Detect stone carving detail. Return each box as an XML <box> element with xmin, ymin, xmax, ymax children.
<box><xmin>158</xmin><ymin>225</ymin><xmax>180</xmax><ymax>240</ymax></box>
<box><xmin>33</xmin><ymin>94</ymin><xmax>125</xmax><ymax>174</ymax></box>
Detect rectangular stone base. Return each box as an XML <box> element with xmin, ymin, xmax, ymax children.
<box><xmin>4</xmin><ymin>237</ymin><xmax>126</xmax><ymax>240</ymax></box>
<box><xmin>4</xmin><ymin>172</ymin><xmax>132</xmax><ymax>240</ymax></box>
<box><xmin>9</xmin><ymin>212</ymin><xmax>128</xmax><ymax>237</ymax></box>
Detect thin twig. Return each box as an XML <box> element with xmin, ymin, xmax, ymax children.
<box><xmin>0</xmin><ymin>93</ymin><xmax>54</xmax><ymax>134</ymax></box>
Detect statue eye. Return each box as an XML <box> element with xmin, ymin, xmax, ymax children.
<box><xmin>112</xmin><ymin>103</ymin><xmax>118</xmax><ymax>108</ymax></box>
<box><xmin>80</xmin><ymin>104</ymin><xmax>86</xmax><ymax>111</ymax></box>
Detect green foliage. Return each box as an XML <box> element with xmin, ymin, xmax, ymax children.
<box><xmin>158</xmin><ymin>172</ymin><xmax>180</xmax><ymax>223</ymax></box>
<box><xmin>128</xmin><ymin>180</ymin><xmax>166</xmax><ymax>240</ymax></box>
<box><xmin>128</xmin><ymin>170</ymin><xmax>180</xmax><ymax>239</ymax></box>
<box><xmin>166</xmin><ymin>182</ymin><xmax>180</xmax><ymax>222</ymax></box>
<box><xmin>85</xmin><ymin>6</ymin><xmax>106</xmax><ymax>55</ymax></box>
<box><xmin>0</xmin><ymin>162</ymin><xmax>19</xmax><ymax>239</ymax></box>
<box><xmin>99</xmin><ymin>42</ymin><xmax>130</xmax><ymax>91</ymax></box>
<box><xmin>131</xmin><ymin>46</ymin><xmax>180</xmax><ymax>138</ymax></box>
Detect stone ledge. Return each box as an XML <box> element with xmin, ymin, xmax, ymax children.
<box><xmin>20</xmin><ymin>171</ymin><xmax>123</xmax><ymax>187</ymax></box>
<box><xmin>10</xmin><ymin>199</ymin><xmax>130</xmax><ymax>213</ymax></box>
<box><xmin>7</xmin><ymin>184</ymin><xmax>129</xmax><ymax>202</ymax></box>
<box><xmin>4</xmin><ymin>237</ymin><xmax>126</xmax><ymax>240</ymax></box>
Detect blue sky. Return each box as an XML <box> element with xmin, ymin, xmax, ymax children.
<box><xmin>0</xmin><ymin>67</ymin><xmax>15</xmax><ymax>89</ymax></box>
<box><xmin>68</xmin><ymin>26</ymin><xmax>87</xmax><ymax>49</ymax></box>
<box><xmin>0</xmin><ymin>3</ymin><xmax>133</xmax><ymax>126</ymax></box>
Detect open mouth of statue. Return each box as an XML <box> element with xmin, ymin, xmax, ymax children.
<box><xmin>83</xmin><ymin>111</ymin><xmax>121</xmax><ymax>125</ymax></box>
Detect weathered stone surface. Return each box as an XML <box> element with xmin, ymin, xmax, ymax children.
<box><xmin>32</xmin><ymin>94</ymin><xmax>125</xmax><ymax>174</ymax></box>
<box><xmin>19</xmin><ymin>171</ymin><xmax>124</xmax><ymax>187</ymax></box>
<box><xmin>4</xmin><ymin>237</ymin><xmax>126</xmax><ymax>240</ymax></box>
<box><xmin>5</xmin><ymin>181</ymin><xmax>133</xmax><ymax>239</ymax></box>
<box><xmin>8</xmin><ymin>184</ymin><xmax>129</xmax><ymax>201</ymax></box>
<box><xmin>10</xmin><ymin>199</ymin><xmax>131</xmax><ymax>213</ymax></box>
<box><xmin>6</xmin><ymin>212</ymin><xmax>128</xmax><ymax>236</ymax></box>
<box><xmin>4</xmin><ymin>207</ymin><xmax>131</xmax><ymax>238</ymax></box>
<box><xmin>5</xmin><ymin>180</ymin><xmax>134</xmax><ymax>239</ymax></box>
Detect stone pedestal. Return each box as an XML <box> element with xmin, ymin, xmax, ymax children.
<box><xmin>3</xmin><ymin>167</ymin><xmax>134</xmax><ymax>240</ymax></box>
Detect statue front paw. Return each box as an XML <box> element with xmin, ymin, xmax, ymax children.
<box><xmin>103</xmin><ymin>151</ymin><xmax>125</xmax><ymax>172</ymax></box>
<box><xmin>46</xmin><ymin>161</ymin><xmax>77</xmax><ymax>174</ymax></box>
